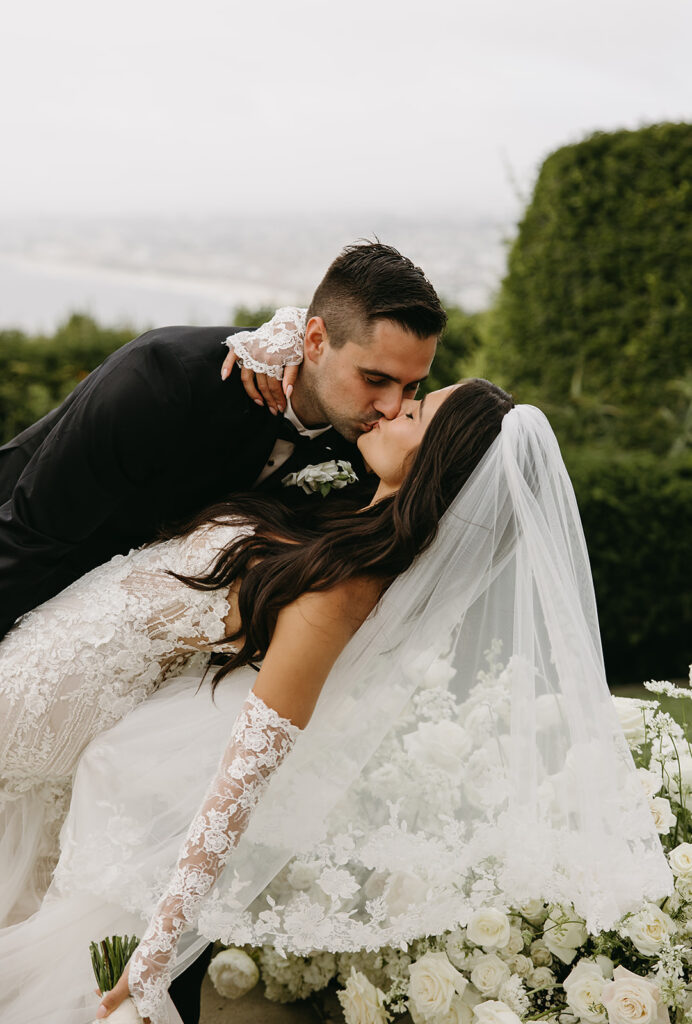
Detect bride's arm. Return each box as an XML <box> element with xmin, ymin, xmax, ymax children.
<box><xmin>95</xmin><ymin>577</ymin><xmax>381</xmax><ymax>1024</ymax></box>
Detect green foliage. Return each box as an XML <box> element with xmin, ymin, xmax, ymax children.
<box><xmin>0</xmin><ymin>314</ymin><xmax>133</xmax><ymax>443</ymax></box>
<box><xmin>90</xmin><ymin>935</ymin><xmax>139</xmax><ymax>994</ymax></box>
<box><xmin>565</xmin><ymin>446</ymin><xmax>692</xmax><ymax>682</ymax></box>
<box><xmin>233</xmin><ymin>305</ymin><xmax>277</xmax><ymax>329</ymax></box>
<box><xmin>421</xmin><ymin>305</ymin><xmax>482</xmax><ymax>393</ymax></box>
<box><xmin>485</xmin><ymin>122</ymin><xmax>692</xmax><ymax>454</ymax></box>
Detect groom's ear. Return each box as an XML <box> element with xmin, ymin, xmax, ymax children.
<box><xmin>304</xmin><ymin>316</ymin><xmax>329</xmax><ymax>363</ymax></box>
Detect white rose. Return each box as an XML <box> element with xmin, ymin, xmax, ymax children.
<box><xmin>466</xmin><ymin>909</ymin><xmax>512</xmax><ymax>950</ymax></box>
<box><xmin>601</xmin><ymin>965</ymin><xmax>669</xmax><ymax>1024</ymax></box>
<box><xmin>421</xmin><ymin>657</ymin><xmax>457</xmax><ymax>690</ymax></box>
<box><xmin>208</xmin><ymin>947</ymin><xmax>259</xmax><ymax>1000</ymax></box>
<box><xmin>675</xmin><ymin>874</ymin><xmax>692</xmax><ymax>900</ymax></box>
<box><xmin>403</xmin><ymin>720</ymin><xmax>473</xmax><ymax>775</ymax></box>
<box><xmin>648</xmin><ymin>796</ymin><xmax>676</xmax><ymax>834</ymax></box>
<box><xmin>669</xmin><ymin>843</ymin><xmax>692</xmax><ymax>877</ymax></box>
<box><xmin>519</xmin><ymin>899</ymin><xmax>548</xmax><ymax>925</ymax></box>
<box><xmin>612</xmin><ymin>697</ymin><xmax>648</xmax><ymax>747</ymax></box>
<box><xmin>383</xmin><ymin>871</ymin><xmax>429</xmax><ymax>916</ymax></box>
<box><xmin>504</xmin><ymin>954</ymin><xmax>532</xmax><ymax>978</ymax></box>
<box><xmin>563</xmin><ymin>960</ymin><xmax>607</xmax><ymax>1024</ymax></box>
<box><xmin>337</xmin><ymin>967</ymin><xmax>388</xmax><ymax>1024</ymax></box>
<box><xmin>470</xmin><ymin>955</ymin><xmax>511</xmax><ymax>998</ymax></box>
<box><xmin>637</xmin><ymin>768</ymin><xmax>663</xmax><ymax>799</ymax></box>
<box><xmin>408</xmin><ymin>951</ymin><xmax>468</xmax><ymax>1019</ymax></box>
<box><xmin>619</xmin><ymin>904</ymin><xmax>676</xmax><ymax>956</ymax></box>
<box><xmin>473</xmin><ymin>999</ymin><xmax>523</xmax><ymax>1024</ymax></box>
<box><xmin>529</xmin><ymin>967</ymin><xmax>556</xmax><ymax>989</ymax></box>
<box><xmin>502</xmin><ymin>928</ymin><xmax>525</xmax><ymax>956</ymax></box>
<box><xmin>542</xmin><ymin>907</ymin><xmax>588</xmax><ymax>965</ymax></box>
<box><xmin>529</xmin><ymin>939</ymin><xmax>553</xmax><ymax>967</ymax></box>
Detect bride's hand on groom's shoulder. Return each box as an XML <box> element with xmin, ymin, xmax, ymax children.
<box><xmin>95</xmin><ymin>962</ymin><xmax>150</xmax><ymax>1022</ymax></box>
<box><xmin>220</xmin><ymin>347</ymin><xmax>299</xmax><ymax>415</ymax></box>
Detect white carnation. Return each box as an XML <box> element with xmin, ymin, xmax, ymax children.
<box><xmin>466</xmin><ymin>908</ymin><xmax>512</xmax><ymax>950</ymax></box>
<box><xmin>563</xmin><ymin>960</ymin><xmax>607</xmax><ymax>1024</ymax></box>
<box><xmin>542</xmin><ymin>906</ymin><xmax>588</xmax><ymax>965</ymax></box>
<box><xmin>470</xmin><ymin>954</ymin><xmax>511</xmax><ymax>998</ymax></box>
<box><xmin>408</xmin><ymin>951</ymin><xmax>468</xmax><ymax>1020</ymax></box>
<box><xmin>601</xmin><ymin>965</ymin><xmax>669</xmax><ymax>1024</ymax></box>
<box><xmin>619</xmin><ymin>903</ymin><xmax>676</xmax><ymax>956</ymax></box>
<box><xmin>669</xmin><ymin>842</ymin><xmax>692</xmax><ymax>878</ymax></box>
<box><xmin>337</xmin><ymin>966</ymin><xmax>389</xmax><ymax>1024</ymax></box>
<box><xmin>208</xmin><ymin>947</ymin><xmax>259</xmax><ymax>1000</ymax></box>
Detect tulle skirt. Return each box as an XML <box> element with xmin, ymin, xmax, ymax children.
<box><xmin>0</xmin><ymin>667</ymin><xmax>257</xmax><ymax>1024</ymax></box>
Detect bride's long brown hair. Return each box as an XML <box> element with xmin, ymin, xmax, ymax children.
<box><xmin>172</xmin><ymin>378</ymin><xmax>514</xmax><ymax>690</ymax></box>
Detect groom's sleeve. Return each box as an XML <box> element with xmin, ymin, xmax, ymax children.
<box><xmin>0</xmin><ymin>338</ymin><xmax>193</xmax><ymax>637</ymax></box>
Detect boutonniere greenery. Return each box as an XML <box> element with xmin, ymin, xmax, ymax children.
<box><xmin>282</xmin><ymin>460</ymin><xmax>358</xmax><ymax>497</ymax></box>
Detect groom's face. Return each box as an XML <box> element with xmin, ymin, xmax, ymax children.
<box><xmin>302</xmin><ymin>317</ymin><xmax>438</xmax><ymax>443</ymax></box>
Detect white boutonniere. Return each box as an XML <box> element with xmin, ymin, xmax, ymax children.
<box><xmin>282</xmin><ymin>460</ymin><xmax>358</xmax><ymax>497</ymax></box>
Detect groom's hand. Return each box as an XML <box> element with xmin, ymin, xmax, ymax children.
<box><xmin>220</xmin><ymin>348</ymin><xmax>299</xmax><ymax>415</ymax></box>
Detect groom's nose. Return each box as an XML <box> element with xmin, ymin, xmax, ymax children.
<box><xmin>372</xmin><ymin>391</ymin><xmax>404</xmax><ymax>419</ymax></box>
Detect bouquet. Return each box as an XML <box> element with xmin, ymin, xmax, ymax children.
<box><xmin>90</xmin><ymin>935</ymin><xmax>141</xmax><ymax>1023</ymax></box>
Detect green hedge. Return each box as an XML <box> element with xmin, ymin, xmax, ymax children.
<box><xmin>566</xmin><ymin>446</ymin><xmax>692</xmax><ymax>682</ymax></box>
<box><xmin>484</xmin><ymin>122</ymin><xmax>692</xmax><ymax>454</ymax></box>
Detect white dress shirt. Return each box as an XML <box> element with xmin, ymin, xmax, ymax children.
<box><xmin>253</xmin><ymin>395</ymin><xmax>331</xmax><ymax>486</ymax></box>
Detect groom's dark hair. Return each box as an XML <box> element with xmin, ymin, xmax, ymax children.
<box><xmin>307</xmin><ymin>240</ymin><xmax>447</xmax><ymax>347</ymax></box>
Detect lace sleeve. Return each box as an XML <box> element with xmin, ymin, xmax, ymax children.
<box><xmin>127</xmin><ymin>691</ymin><xmax>301</xmax><ymax>1024</ymax></box>
<box><xmin>225</xmin><ymin>307</ymin><xmax>307</xmax><ymax>379</ymax></box>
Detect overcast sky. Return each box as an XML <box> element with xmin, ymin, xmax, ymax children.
<box><xmin>1</xmin><ymin>0</ymin><xmax>690</xmax><ymax>221</ymax></box>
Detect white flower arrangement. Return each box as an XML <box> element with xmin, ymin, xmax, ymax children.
<box><xmin>282</xmin><ymin>459</ymin><xmax>358</xmax><ymax>496</ymax></box>
<box><xmin>209</xmin><ymin>665</ymin><xmax>692</xmax><ymax>1024</ymax></box>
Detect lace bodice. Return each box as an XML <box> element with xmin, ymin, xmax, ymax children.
<box><xmin>0</xmin><ymin>518</ymin><xmax>249</xmax><ymax>790</ymax></box>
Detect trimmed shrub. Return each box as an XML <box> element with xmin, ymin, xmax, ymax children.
<box><xmin>565</xmin><ymin>446</ymin><xmax>692</xmax><ymax>682</ymax></box>
<box><xmin>485</xmin><ymin>123</ymin><xmax>692</xmax><ymax>454</ymax></box>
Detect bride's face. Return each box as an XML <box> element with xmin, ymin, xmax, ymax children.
<box><xmin>357</xmin><ymin>384</ymin><xmax>459</xmax><ymax>488</ymax></box>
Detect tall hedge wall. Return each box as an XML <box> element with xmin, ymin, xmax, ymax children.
<box><xmin>566</xmin><ymin>447</ymin><xmax>692</xmax><ymax>683</ymax></box>
<box><xmin>485</xmin><ymin>123</ymin><xmax>692</xmax><ymax>454</ymax></box>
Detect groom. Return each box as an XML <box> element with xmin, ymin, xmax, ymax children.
<box><xmin>0</xmin><ymin>242</ymin><xmax>445</xmax><ymax>1022</ymax></box>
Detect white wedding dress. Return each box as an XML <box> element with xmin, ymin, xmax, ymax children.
<box><xmin>0</xmin><ymin>405</ymin><xmax>675</xmax><ymax>1024</ymax></box>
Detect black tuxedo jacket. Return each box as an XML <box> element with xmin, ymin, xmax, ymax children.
<box><xmin>0</xmin><ymin>325</ymin><xmax>365</xmax><ymax>639</ymax></box>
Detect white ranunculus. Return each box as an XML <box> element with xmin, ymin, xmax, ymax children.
<box><xmin>472</xmin><ymin>998</ymin><xmax>523</xmax><ymax>1024</ymax></box>
<box><xmin>208</xmin><ymin>947</ymin><xmax>259</xmax><ymax>1000</ymax></box>
<box><xmin>563</xmin><ymin>960</ymin><xmax>607</xmax><ymax>1024</ymax></box>
<box><xmin>529</xmin><ymin>967</ymin><xmax>556</xmax><ymax>989</ymax></box>
<box><xmin>337</xmin><ymin>967</ymin><xmax>388</xmax><ymax>1024</ymax></box>
<box><xmin>619</xmin><ymin>904</ymin><xmax>676</xmax><ymax>956</ymax></box>
<box><xmin>504</xmin><ymin>954</ymin><xmax>532</xmax><ymax>978</ymax></box>
<box><xmin>470</xmin><ymin>955</ymin><xmax>511</xmax><ymax>998</ymax></box>
<box><xmin>601</xmin><ymin>966</ymin><xmax>669</xmax><ymax>1024</ymax></box>
<box><xmin>637</xmin><ymin>768</ymin><xmax>663</xmax><ymax>799</ymax></box>
<box><xmin>542</xmin><ymin>907</ymin><xmax>588</xmax><ymax>965</ymax></box>
<box><xmin>529</xmin><ymin>939</ymin><xmax>552</xmax><ymax>967</ymax></box>
<box><xmin>403</xmin><ymin>720</ymin><xmax>473</xmax><ymax>775</ymax></box>
<box><xmin>383</xmin><ymin>871</ymin><xmax>429</xmax><ymax>916</ymax></box>
<box><xmin>649</xmin><ymin>796</ymin><xmax>676</xmax><ymax>834</ymax></box>
<box><xmin>612</xmin><ymin>697</ymin><xmax>648</xmax><ymax>747</ymax></box>
<box><xmin>466</xmin><ymin>909</ymin><xmax>512</xmax><ymax>950</ymax></box>
<box><xmin>408</xmin><ymin>951</ymin><xmax>468</xmax><ymax>1020</ymax></box>
<box><xmin>669</xmin><ymin>842</ymin><xmax>692</xmax><ymax>878</ymax></box>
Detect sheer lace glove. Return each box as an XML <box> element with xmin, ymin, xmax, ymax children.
<box><xmin>127</xmin><ymin>691</ymin><xmax>301</xmax><ymax>1024</ymax></box>
<box><xmin>225</xmin><ymin>307</ymin><xmax>307</xmax><ymax>380</ymax></box>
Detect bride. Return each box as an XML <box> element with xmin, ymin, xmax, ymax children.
<box><xmin>0</xmin><ymin>379</ymin><xmax>672</xmax><ymax>1024</ymax></box>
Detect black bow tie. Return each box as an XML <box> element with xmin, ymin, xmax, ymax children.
<box><xmin>274</xmin><ymin>415</ymin><xmax>304</xmax><ymax>445</ymax></box>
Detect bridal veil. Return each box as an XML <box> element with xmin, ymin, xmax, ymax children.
<box><xmin>0</xmin><ymin>404</ymin><xmax>673</xmax><ymax>1021</ymax></box>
